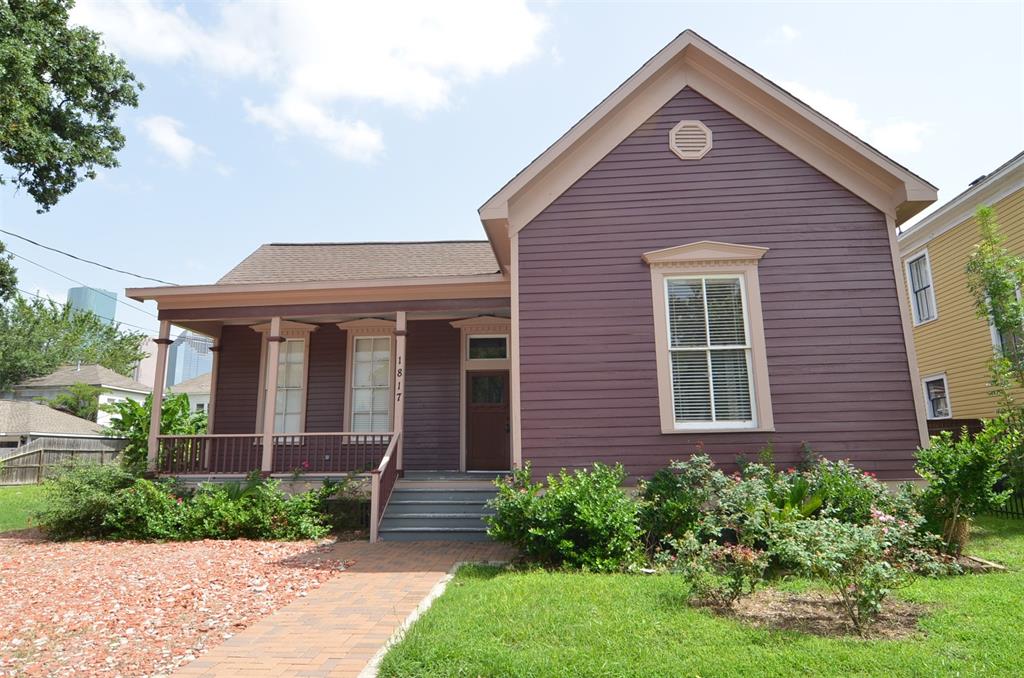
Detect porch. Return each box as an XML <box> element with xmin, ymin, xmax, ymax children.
<box><xmin>143</xmin><ymin>306</ymin><xmax>512</xmax><ymax>541</ymax></box>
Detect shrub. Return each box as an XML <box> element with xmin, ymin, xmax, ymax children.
<box><xmin>36</xmin><ymin>460</ymin><xmax>136</xmax><ymax>540</ymax></box>
<box><xmin>486</xmin><ymin>462</ymin><xmax>641</xmax><ymax>572</ymax></box>
<box><xmin>915</xmin><ymin>424</ymin><xmax>1014</xmax><ymax>554</ymax></box>
<box><xmin>182</xmin><ymin>476</ymin><xmax>335</xmax><ymax>541</ymax></box>
<box><xmin>103</xmin><ymin>479</ymin><xmax>184</xmax><ymax>540</ymax></box>
<box><xmin>772</xmin><ymin>512</ymin><xmax>944</xmax><ymax>635</ymax></box>
<box><xmin>103</xmin><ymin>393</ymin><xmax>207</xmax><ymax>475</ymax></box>
<box><xmin>807</xmin><ymin>458</ymin><xmax>892</xmax><ymax>524</ymax></box>
<box><xmin>36</xmin><ymin>462</ymin><xmax>336</xmax><ymax>541</ymax></box>
<box><xmin>665</xmin><ymin>532</ymin><xmax>768</xmax><ymax>607</ymax></box>
<box><xmin>637</xmin><ymin>454</ymin><xmax>727</xmax><ymax>548</ymax></box>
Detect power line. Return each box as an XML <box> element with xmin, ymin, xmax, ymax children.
<box><xmin>0</xmin><ymin>228</ymin><xmax>179</xmax><ymax>286</ymax></box>
<box><xmin>8</xmin><ymin>249</ymin><xmax>159</xmax><ymax>319</ymax></box>
<box><xmin>15</xmin><ymin>287</ymin><xmax>158</xmax><ymax>334</ymax></box>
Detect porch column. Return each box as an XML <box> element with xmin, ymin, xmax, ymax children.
<box><xmin>261</xmin><ymin>316</ymin><xmax>283</xmax><ymax>473</ymax></box>
<box><xmin>147</xmin><ymin>320</ymin><xmax>173</xmax><ymax>473</ymax></box>
<box><xmin>394</xmin><ymin>311</ymin><xmax>407</xmax><ymax>471</ymax></box>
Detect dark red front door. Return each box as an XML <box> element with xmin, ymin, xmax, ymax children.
<box><xmin>466</xmin><ymin>371</ymin><xmax>510</xmax><ymax>471</ymax></box>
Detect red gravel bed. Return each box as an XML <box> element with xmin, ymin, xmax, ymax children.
<box><xmin>0</xmin><ymin>531</ymin><xmax>347</xmax><ymax>677</ymax></box>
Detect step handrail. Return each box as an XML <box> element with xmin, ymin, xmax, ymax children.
<box><xmin>369</xmin><ymin>432</ymin><xmax>401</xmax><ymax>543</ymax></box>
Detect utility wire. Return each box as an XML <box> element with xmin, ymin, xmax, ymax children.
<box><xmin>0</xmin><ymin>228</ymin><xmax>179</xmax><ymax>286</ymax></box>
<box><xmin>15</xmin><ymin>287</ymin><xmax>159</xmax><ymax>334</ymax></box>
<box><xmin>8</xmin><ymin>249</ymin><xmax>160</xmax><ymax>319</ymax></box>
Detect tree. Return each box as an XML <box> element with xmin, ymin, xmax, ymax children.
<box><xmin>0</xmin><ymin>294</ymin><xmax>147</xmax><ymax>390</ymax></box>
<box><xmin>0</xmin><ymin>242</ymin><xmax>16</xmax><ymax>302</ymax></box>
<box><xmin>0</xmin><ymin>0</ymin><xmax>142</xmax><ymax>212</ymax></box>
<box><xmin>38</xmin><ymin>382</ymin><xmax>106</xmax><ymax>421</ymax></box>
<box><xmin>966</xmin><ymin>206</ymin><xmax>1024</xmax><ymax>406</ymax></box>
<box><xmin>104</xmin><ymin>393</ymin><xmax>207</xmax><ymax>475</ymax></box>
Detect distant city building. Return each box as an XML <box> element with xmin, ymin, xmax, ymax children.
<box><xmin>67</xmin><ymin>287</ymin><xmax>117</xmax><ymax>324</ymax></box>
<box><xmin>167</xmin><ymin>332</ymin><xmax>214</xmax><ymax>387</ymax></box>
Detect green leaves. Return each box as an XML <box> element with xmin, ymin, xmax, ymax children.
<box><xmin>37</xmin><ymin>381</ymin><xmax>105</xmax><ymax>420</ymax></box>
<box><xmin>1</xmin><ymin>0</ymin><xmax>142</xmax><ymax>211</ymax></box>
<box><xmin>0</xmin><ymin>294</ymin><xmax>148</xmax><ymax>390</ymax></box>
<box><xmin>103</xmin><ymin>392</ymin><xmax>207</xmax><ymax>475</ymax></box>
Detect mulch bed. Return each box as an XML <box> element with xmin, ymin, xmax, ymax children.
<box><xmin>725</xmin><ymin>589</ymin><xmax>928</xmax><ymax>639</ymax></box>
<box><xmin>0</xmin><ymin>530</ymin><xmax>349</xmax><ymax>676</ymax></box>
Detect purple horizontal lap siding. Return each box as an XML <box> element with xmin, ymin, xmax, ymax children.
<box><xmin>305</xmin><ymin>325</ymin><xmax>346</xmax><ymax>431</ymax></box>
<box><xmin>211</xmin><ymin>325</ymin><xmax>261</xmax><ymax>434</ymax></box>
<box><xmin>403</xmin><ymin>320</ymin><xmax>461</xmax><ymax>470</ymax></box>
<box><xmin>517</xmin><ymin>87</ymin><xmax>920</xmax><ymax>480</ymax></box>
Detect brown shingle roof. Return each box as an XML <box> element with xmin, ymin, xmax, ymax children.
<box><xmin>0</xmin><ymin>401</ymin><xmax>103</xmax><ymax>436</ymax></box>
<box><xmin>16</xmin><ymin>365</ymin><xmax>151</xmax><ymax>393</ymax></box>
<box><xmin>218</xmin><ymin>241</ymin><xmax>500</xmax><ymax>285</ymax></box>
<box><xmin>169</xmin><ymin>372</ymin><xmax>211</xmax><ymax>395</ymax></box>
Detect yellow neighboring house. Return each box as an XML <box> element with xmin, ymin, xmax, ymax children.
<box><xmin>898</xmin><ymin>151</ymin><xmax>1024</xmax><ymax>434</ymax></box>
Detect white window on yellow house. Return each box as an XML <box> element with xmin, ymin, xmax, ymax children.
<box><xmin>922</xmin><ymin>375</ymin><xmax>950</xmax><ymax>419</ymax></box>
<box><xmin>906</xmin><ymin>252</ymin><xmax>936</xmax><ymax>324</ymax></box>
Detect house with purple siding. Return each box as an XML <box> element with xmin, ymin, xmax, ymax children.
<box><xmin>128</xmin><ymin>31</ymin><xmax>937</xmax><ymax>541</ymax></box>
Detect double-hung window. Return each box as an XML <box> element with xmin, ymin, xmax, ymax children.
<box><xmin>922</xmin><ymin>375</ymin><xmax>950</xmax><ymax>419</ymax></box>
<box><xmin>906</xmin><ymin>253</ymin><xmax>936</xmax><ymax>324</ymax></box>
<box><xmin>350</xmin><ymin>336</ymin><xmax>392</xmax><ymax>432</ymax></box>
<box><xmin>643</xmin><ymin>241</ymin><xmax>773</xmax><ymax>434</ymax></box>
<box><xmin>272</xmin><ymin>338</ymin><xmax>306</xmax><ymax>433</ymax></box>
<box><xmin>667</xmin><ymin>276</ymin><xmax>754</xmax><ymax>427</ymax></box>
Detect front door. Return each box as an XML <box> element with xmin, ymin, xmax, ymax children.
<box><xmin>466</xmin><ymin>370</ymin><xmax>510</xmax><ymax>471</ymax></box>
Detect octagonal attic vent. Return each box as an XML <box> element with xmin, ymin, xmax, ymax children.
<box><xmin>669</xmin><ymin>120</ymin><xmax>712</xmax><ymax>160</ymax></box>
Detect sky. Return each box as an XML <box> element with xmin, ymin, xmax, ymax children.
<box><xmin>1</xmin><ymin>0</ymin><xmax>1022</xmax><ymax>337</ymax></box>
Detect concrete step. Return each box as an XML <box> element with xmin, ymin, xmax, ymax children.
<box><xmin>387</xmin><ymin>499</ymin><xmax>496</xmax><ymax>514</ymax></box>
<box><xmin>402</xmin><ymin>471</ymin><xmax>509</xmax><ymax>482</ymax></box>
<box><xmin>378</xmin><ymin>526</ymin><xmax>491</xmax><ymax>542</ymax></box>
<box><xmin>380</xmin><ymin>513</ymin><xmax>490</xmax><ymax>529</ymax></box>
<box><xmin>389</xmin><ymin>488</ymin><xmax>497</xmax><ymax>503</ymax></box>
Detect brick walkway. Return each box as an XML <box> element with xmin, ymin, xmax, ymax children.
<box><xmin>173</xmin><ymin>540</ymin><xmax>514</xmax><ymax>678</ymax></box>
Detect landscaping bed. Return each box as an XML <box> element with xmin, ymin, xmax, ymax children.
<box><xmin>0</xmin><ymin>531</ymin><xmax>349</xmax><ymax>676</ymax></box>
<box><xmin>378</xmin><ymin>517</ymin><xmax>1024</xmax><ymax>678</ymax></box>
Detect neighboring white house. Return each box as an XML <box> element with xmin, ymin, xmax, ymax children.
<box><xmin>4</xmin><ymin>364</ymin><xmax>151</xmax><ymax>427</ymax></box>
<box><xmin>168</xmin><ymin>372</ymin><xmax>211</xmax><ymax>414</ymax></box>
<box><xmin>0</xmin><ymin>400</ymin><xmax>104</xmax><ymax>450</ymax></box>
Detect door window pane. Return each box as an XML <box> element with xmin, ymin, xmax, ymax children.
<box><xmin>471</xmin><ymin>375</ymin><xmax>505</xmax><ymax>404</ymax></box>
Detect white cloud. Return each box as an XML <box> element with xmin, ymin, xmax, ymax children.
<box><xmin>765</xmin><ymin>24</ymin><xmax>800</xmax><ymax>44</ymax></box>
<box><xmin>781</xmin><ymin>81</ymin><xmax>933</xmax><ymax>155</ymax></box>
<box><xmin>137</xmin><ymin>115</ymin><xmax>207</xmax><ymax>166</ymax></box>
<box><xmin>72</xmin><ymin>1</ymin><xmax>548</xmax><ymax>162</ymax></box>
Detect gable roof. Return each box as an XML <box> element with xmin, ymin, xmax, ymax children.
<box><xmin>169</xmin><ymin>372</ymin><xmax>211</xmax><ymax>395</ymax></box>
<box><xmin>0</xmin><ymin>400</ymin><xmax>103</xmax><ymax>436</ymax></box>
<box><xmin>218</xmin><ymin>241</ymin><xmax>499</xmax><ymax>285</ymax></box>
<box><xmin>15</xmin><ymin>365</ymin><xmax>151</xmax><ymax>394</ymax></box>
<box><xmin>899</xmin><ymin>150</ymin><xmax>1024</xmax><ymax>255</ymax></box>
<box><xmin>478</xmin><ymin>29</ymin><xmax>937</xmax><ymax>267</ymax></box>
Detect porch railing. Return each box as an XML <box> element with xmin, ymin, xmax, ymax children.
<box><xmin>370</xmin><ymin>433</ymin><xmax>401</xmax><ymax>543</ymax></box>
<box><xmin>156</xmin><ymin>432</ymin><xmax>395</xmax><ymax>475</ymax></box>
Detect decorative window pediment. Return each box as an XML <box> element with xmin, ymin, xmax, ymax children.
<box><xmin>642</xmin><ymin>241</ymin><xmax>769</xmax><ymax>267</ymax></box>
<box><xmin>336</xmin><ymin>318</ymin><xmax>397</xmax><ymax>335</ymax></box>
<box><xmin>250</xmin><ymin>320</ymin><xmax>319</xmax><ymax>339</ymax></box>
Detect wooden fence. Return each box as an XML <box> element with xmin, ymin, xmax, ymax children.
<box><xmin>0</xmin><ymin>437</ymin><xmax>127</xmax><ymax>485</ymax></box>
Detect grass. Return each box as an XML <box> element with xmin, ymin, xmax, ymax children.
<box><xmin>379</xmin><ymin>517</ymin><xmax>1024</xmax><ymax>678</ymax></box>
<box><xmin>0</xmin><ymin>484</ymin><xmax>46</xmax><ymax>532</ymax></box>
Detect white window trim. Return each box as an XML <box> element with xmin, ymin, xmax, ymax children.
<box><xmin>643</xmin><ymin>241</ymin><xmax>774</xmax><ymax>435</ymax></box>
<box><xmin>338</xmin><ymin>319</ymin><xmax>397</xmax><ymax>434</ymax></box>
<box><xmin>252</xmin><ymin>321</ymin><xmax>317</xmax><ymax>434</ymax></box>
<box><xmin>921</xmin><ymin>372</ymin><xmax>952</xmax><ymax>420</ymax></box>
<box><xmin>904</xmin><ymin>250</ymin><xmax>938</xmax><ymax>326</ymax></box>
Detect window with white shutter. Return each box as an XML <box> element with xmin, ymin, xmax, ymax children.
<box><xmin>642</xmin><ymin>240</ymin><xmax>774</xmax><ymax>434</ymax></box>
<box><xmin>667</xmin><ymin>276</ymin><xmax>754</xmax><ymax>426</ymax></box>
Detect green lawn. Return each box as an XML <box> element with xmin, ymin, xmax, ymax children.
<box><xmin>380</xmin><ymin>517</ymin><xmax>1024</xmax><ymax>678</ymax></box>
<box><xmin>0</xmin><ymin>484</ymin><xmax>46</xmax><ymax>532</ymax></box>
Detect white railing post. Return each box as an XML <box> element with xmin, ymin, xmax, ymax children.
<box><xmin>261</xmin><ymin>317</ymin><xmax>283</xmax><ymax>473</ymax></box>
<box><xmin>147</xmin><ymin>320</ymin><xmax>172</xmax><ymax>473</ymax></box>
